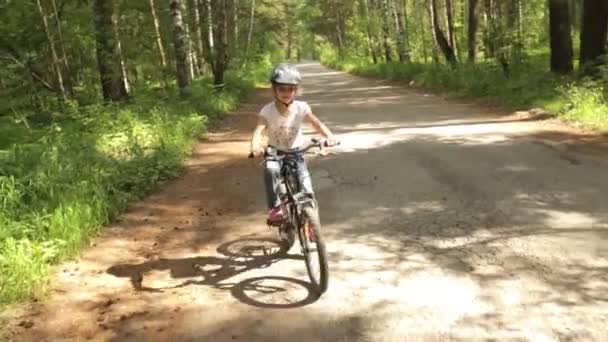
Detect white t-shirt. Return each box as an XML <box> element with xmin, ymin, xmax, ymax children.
<box><xmin>259</xmin><ymin>100</ymin><xmax>312</xmax><ymax>151</ymax></box>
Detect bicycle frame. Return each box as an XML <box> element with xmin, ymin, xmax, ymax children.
<box><xmin>275</xmin><ymin>155</ymin><xmax>319</xmax><ymax>255</ymax></box>
<box><xmin>254</xmin><ymin>137</ymin><xmax>336</xmax><ymax>227</ymax></box>
<box><xmin>278</xmin><ymin>155</ymin><xmax>317</xmax><ymax>218</ymax></box>
<box><xmin>254</xmin><ymin>138</ymin><xmax>336</xmax><ymax>295</ymax></box>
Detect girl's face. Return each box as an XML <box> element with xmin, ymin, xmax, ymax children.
<box><xmin>274</xmin><ymin>84</ymin><xmax>297</xmax><ymax>103</ymax></box>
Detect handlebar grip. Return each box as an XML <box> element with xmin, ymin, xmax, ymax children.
<box><xmin>323</xmin><ymin>140</ymin><xmax>341</xmax><ymax>147</ymax></box>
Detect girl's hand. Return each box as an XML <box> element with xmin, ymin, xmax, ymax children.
<box><xmin>325</xmin><ymin>135</ymin><xmax>339</xmax><ymax>147</ymax></box>
<box><xmin>250</xmin><ymin>146</ymin><xmax>265</xmax><ymax>158</ymax></box>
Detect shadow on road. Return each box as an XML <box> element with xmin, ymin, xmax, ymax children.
<box><xmin>107</xmin><ymin>237</ymin><xmax>318</xmax><ymax>309</ymax></box>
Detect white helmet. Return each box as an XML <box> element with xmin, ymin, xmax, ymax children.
<box><xmin>269</xmin><ymin>63</ymin><xmax>302</xmax><ymax>85</ymax></box>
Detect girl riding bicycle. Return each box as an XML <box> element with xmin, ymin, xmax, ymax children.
<box><xmin>250</xmin><ymin>63</ymin><xmax>338</xmax><ymax>223</ymax></box>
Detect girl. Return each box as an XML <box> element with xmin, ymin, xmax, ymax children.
<box><xmin>250</xmin><ymin>63</ymin><xmax>338</xmax><ymax>222</ymax></box>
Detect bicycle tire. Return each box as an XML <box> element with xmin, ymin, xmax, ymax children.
<box><xmin>279</xmin><ymin>220</ymin><xmax>296</xmax><ymax>252</ymax></box>
<box><xmin>300</xmin><ymin>205</ymin><xmax>329</xmax><ymax>295</ymax></box>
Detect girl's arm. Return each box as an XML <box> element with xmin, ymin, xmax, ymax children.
<box><xmin>250</xmin><ymin>116</ymin><xmax>267</xmax><ymax>156</ymax></box>
<box><xmin>306</xmin><ymin>112</ymin><xmax>337</xmax><ymax>144</ymax></box>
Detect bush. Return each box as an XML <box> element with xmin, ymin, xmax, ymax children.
<box><xmin>0</xmin><ymin>67</ymin><xmax>265</xmax><ymax>306</ymax></box>
<box><xmin>320</xmin><ymin>45</ymin><xmax>608</xmax><ymax>133</ymax></box>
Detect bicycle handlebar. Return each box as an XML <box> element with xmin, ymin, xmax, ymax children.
<box><xmin>248</xmin><ymin>138</ymin><xmax>340</xmax><ymax>159</ymax></box>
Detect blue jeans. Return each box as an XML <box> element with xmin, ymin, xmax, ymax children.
<box><xmin>264</xmin><ymin>154</ymin><xmax>314</xmax><ymax>209</ymax></box>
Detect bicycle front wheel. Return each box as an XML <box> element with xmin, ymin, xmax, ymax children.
<box><xmin>300</xmin><ymin>205</ymin><xmax>329</xmax><ymax>295</ymax></box>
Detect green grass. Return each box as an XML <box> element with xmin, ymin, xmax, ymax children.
<box><xmin>321</xmin><ymin>47</ymin><xmax>608</xmax><ymax>133</ymax></box>
<box><xmin>0</xmin><ymin>62</ymin><xmax>270</xmax><ymax>307</ymax></box>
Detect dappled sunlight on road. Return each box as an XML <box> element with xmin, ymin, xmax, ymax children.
<box><xmin>308</xmin><ymin>113</ymin><xmax>560</xmax><ymax>155</ymax></box>
<box><xmin>8</xmin><ymin>62</ymin><xmax>608</xmax><ymax>342</ymax></box>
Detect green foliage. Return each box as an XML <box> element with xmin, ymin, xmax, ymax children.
<box><xmin>0</xmin><ymin>0</ymin><xmax>288</xmax><ymax>308</ymax></box>
<box><xmin>322</xmin><ymin>44</ymin><xmax>608</xmax><ymax>133</ymax></box>
<box><xmin>559</xmin><ymin>82</ymin><xmax>608</xmax><ymax>131</ymax></box>
<box><xmin>0</xmin><ymin>66</ymin><xmax>262</xmax><ymax>306</ymax></box>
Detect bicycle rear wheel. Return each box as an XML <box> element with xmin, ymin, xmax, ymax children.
<box><xmin>299</xmin><ymin>205</ymin><xmax>328</xmax><ymax>295</ymax></box>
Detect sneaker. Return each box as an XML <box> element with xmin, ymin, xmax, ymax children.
<box><xmin>267</xmin><ymin>206</ymin><xmax>284</xmax><ymax>223</ymax></box>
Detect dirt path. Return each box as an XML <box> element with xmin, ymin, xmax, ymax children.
<box><xmin>4</xmin><ymin>62</ymin><xmax>608</xmax><ymax>341</ymax></box>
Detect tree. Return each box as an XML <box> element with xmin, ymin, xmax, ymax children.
<box><xmin>36</xmin><ymin>0</ymin><xmax>67</xmax><ymax>102</ymax></box>
<box><xmin>183</xmin><ymin>0</ymin><xmax>198</xmax><ymax>78</ymax></box>
<box><xmin>467</xmin><ymin>0</ymin><xmax>479</xmax><ymax>62</ymax></box>
<box><xmin>579</xmin><ymin>0</ymin><xmax>608</xmax><ymax>72</ymax></box>
<box><xmin>285</xmin><ymin>2</ymin><xmax>294</xmax><ymax>59</ymax></box>
<box><xmin>1</xmin><ymin>0</ymin><xmax>294</xmax><ymax>112</ymax></box>
<box><xmin>231</xmin><ymin>0</ymin><xmax>239</xmax><ymax>52</ymax></box>
<box><xmin>391</xmin><ymin>0</ymin><xmax>408</xmax><ymax>62</ymax></box>
<box><xmin>244</xmin><ymin>0</ymin><xmax>255</xmax><ymax>65</ymax></box>
<box><xmin>446</xmin><ymin>0</ymin><xmax>457</xmax><ymax>56</ymax></box>
<box><xmin>191</xmin><ymin>0</ymin><xmax>205</xmax><ymax>73</ymax></box>
<box><xmin>204</xmin><ymin>0</ymin><xmax>229</xmax><ymax>86</ymax></box>
<box><xmin>50</xmin><ymin>0</ymin><xmax>72</xmax><ymax>94</ymax></box>
<box><xmin>482</xmin><ymin>0</ymin><xmax>495</xmax><ymax>58</ymax></box>
<box><xmin>363</xmin><ymin>0</ymin><xmax>378</xmax><ymax>63</ymax></box>
<box><xmin>381</xmin><ymin>0</ymin><xmax>393</xmax><ymax>62</ymax></box>
<box><xmin>149</xmin><ymin>0</ymin><xmax>167</xmax><ymax>69</ymax></box>
<box><xmin>93</xmin><ymin>0</ymin><xmax>128</xmax><ymax>101</ymax></box>
<box><xmin>549</xmin><ymin>0</ymin><xmax>573</xmax><ymax>73</ymax></box>
<box><xmin>331</xmin><ymin>1</ymin><xmax>346</xmax><ymax>57</ymax></box>
<box><xmin>429</xmin><ymin>0</ymin><xmax>457</xmax><ymax>65</ymax></box>
<box><xmin>112</xmin><ymin>0</ymin><xmax>130</xmax><ymax>94</ymax></box>
<box><xmin>170</xmin><ymin>0</ymin><xmax>191</xmax><ymax>92</ymax></box>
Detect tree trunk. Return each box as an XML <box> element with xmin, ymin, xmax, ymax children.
<box><xmin>363</xmin><ymin>0</ymin><xmax>378</xmax><ymax>63</ymax></box>
<box><xmin>421</xmin><ymin>3</ymin><xmax>430</xmax><ymax>62</ymax></box>
<box><xmin>182</xmin><ymin>1</ymin><xmax>197</xmax><ymax>79</ymax></box>
<box><xmin>517</xmin><ymin>0</ymin><xmax>523</xmax><ymax>51</ymax></box>
<box><xmin>211</xmin><ymin>0</ymin><xmax>228</xmax><ymax>86</ymax></box>
<box><xmin>203</xmin><ymin>0</ymin><xmax>215</xmax><ymax>64</ymax></box>
<box><xmin>232</xmin><ymin>0</ymin><xmax>239</xmax><ymax>51</ymax></box>
<box><xmin>504</xmin><ymin>0</ymin><xmax>521</xmax><ymax>62</ymax></box>
<box><xmin>198</xmin><ymin>0</ymin><xmax>210</xmax><ymax>67</ymax></box>
<box><xmin>50</xmin><ymin>0</ymin><xmax>72</xmax><ymax>95</ymax></box>
<box><xmin>191</xmin><ymin>0</ymin><xmax>205</xmax><ymax>73</ymax></box>
<box><xmin>335</xmin><ymin>3</ymin><xmax>345</xmax><ymax>56</ymax></box>
<box><xmin>549</xmin><ymin>0</ymin><xmax>573</xmax><ymax>73</ymax></box>
<box><xmin>446</xmin><ymin>0</ymin><xmax>457</xmax><ymax>55</ymax></box>
<box><xmin>113</xmin><ymin>0</ymin><xmax>130</xmax><ymax>94</ymax></box>
<box><xmin>149</xmin><ymin>0</ymin><xmax>167</xmax><ymax>68</ymax></box>
<box><xmin>482</xmin><ymin>0</ymin><xmax>507</xmax><ymax>72</ymax></box>
<box><xmin>482</xmin><ymin>0</ymin><xmax>494</xmax><ymax>58</ymax></box>
<box><xmin>580</xmin><ymin>0</ymin><xmax>608</xmax><ymax>71</ymax></box>
<box><xmin>570</xmin><ymin>0</ymin><xmax>580</xmax><ymax>33</ymax></box>
<box><xmin>381</xmin><ymin>0</ymin><xmax>393</xmax><ymax>62</ymax></box>
<box><xmin>285</xmin><ymin>2</ymin><xmax>293</xmax><ymax>59</ymax></box>
<box><xmin>245</xmin><ymin>0</ymin><xmax>255</xmax><ymax>65</ymax></box>
<box><xmin>430</xmin><ymin>0</ymin><xmax>457</xmax><ymax>65</ymax></box>
<box><xmin>36</xmin><ymin>0</ymin><xmax>67</xmax><ymax>102</ymax></box>
<box><xmin>467</xmin><ymin>0</ymin><xmax>479</xmax><ymax>62</ymax></box>
<box><xmin>401</xmin><ymin>0</ymin><xmax>410</xmax><ymax>56</ymax></box>
<box><xmin>93</xmin><ymin>0</ymin><xmax>127</xmax><ymax>101</ymax></box>
<box><xmin>149</xmin><ymin>0</ymin><xmax>169</xmax><ymax>90</ymax></box>
<box><xmin>391</xmin><ymin>0</ymin><xmax>408</xmax><ymax>61</ymax></box>
<box><xmin>170</xmin><ymin>0</ymin><xmax>191</xmax><ymax>92</ymax></box>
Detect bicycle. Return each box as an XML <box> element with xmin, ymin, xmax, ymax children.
<box><xmin>249</xmin><ymin>138</ymin><xmax>338</xmax><ymax>295</ymax></box>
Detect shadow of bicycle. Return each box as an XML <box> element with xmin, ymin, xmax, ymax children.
<box><xmin>107</xmin><ymin>236</ymin><xmax>320</xmax><ymax>308</ymax></box>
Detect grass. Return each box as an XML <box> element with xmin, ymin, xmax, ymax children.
<box><xmin>321</xmin><ymin>47</ymin><xmax>608</xmax><ymax>134</ymax></box>
<box><xmin>0</xmin><ymin>61</ymin><xmax>270</xmax><ymax>308</ymax></box>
